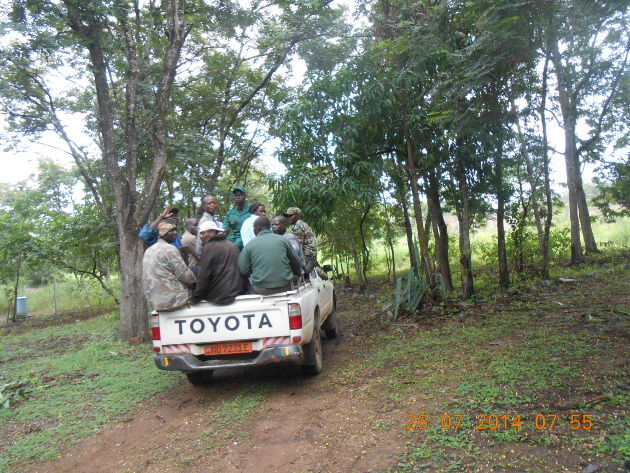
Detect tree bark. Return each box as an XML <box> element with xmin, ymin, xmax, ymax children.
<box><xmin>118</xmin><ymin>232</ymin><xmax>148</xmax><ymax>341</ymax></box>
<box><xmin>382</xmin><ymin>193</ymin><xmax>397</xmax><ymax>281</ymax></box>
<box><xmin>495</xmin><ymin>136</ymin><xmax>510</xmax><ymax>289</ymax></box>
<box><xmin>512</xmin><ymin>96</ymin><xmax>545</xmax><ymax>276</ymax></box>
<box><xmin>426</xmin><ymin>168</ymin><xmax>453</xmax><ymax>292</ymax></box>
<box><xmin>401</xmin><ymin>93</ymin><xmax>431</xmax><ymax>274</ymax></box>
<box><xmin>455</xmin><ymin>147</ymin><xmax>475</xmax><ymax>299</ymax></box>
<box><xmin>348</xmin><ymin>234</ymin><xmax>366</xmax><ymax>292</ymax></box>
<box><xmin>540</xmin><ymin>56</ymin><xmax>553</xmax><ymax>280</ymax></box>
<box><xmin>64</xmin><ymin>0</ymin><xmax>188</xmax><ymax>341</ymax></box>
<box><xmin>548</xmin><ymin>34</ymin><xmax>596</xmax><ymax>263</ymax></box>
<box><xmin>400</xmin><ymin>189</ymin><xmax>417</xmax><ymax>269</ymax></box>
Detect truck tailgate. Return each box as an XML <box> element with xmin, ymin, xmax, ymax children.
<box><xmin>158</xmin><ymin>299</ymin><xmax>291</xmax><ymax>345</ymax></box>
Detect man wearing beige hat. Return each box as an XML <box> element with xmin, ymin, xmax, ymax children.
<box><xmin>142</xmin><ymin>221</ymin><xmax>197</xmax><ymax>311</ymax></box>
<box><xmin>190</xmin><ymin>221</ymin><xmax>245</xmax><ymax>305</ymax></box>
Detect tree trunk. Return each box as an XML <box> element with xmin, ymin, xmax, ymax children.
<box><xmin>64</xmin><ymin>0</ymin><xmax>188</xmax><ymax>341</ymax></box>
<box><xmin>382</xmin><ymin>195</ymin><xmax>397</xmax><ymax>281</ymax></box>
<box><xmin>359</xmin><ymin>205</ymin><xmax>371</xmax><ymax>280</ymax></box>
<box><xmin>400</xmin><ymin>190</ymin><xmax>417</xmax><ymax>269</ymax></box>
<box><xmin>401</xmin><ymin>93</ymin><xmax>431</xmax><ymax>274</ymax></box>
<box><xmin>11</xmin><ymin>252</ymin><xmax>22</xmax><ymax>322</ymax></box>
<box><xmin>426</xmin><ymin>169</ymin><xmax>453</xmax><ymax>292</ymax></box>
<box><xmin>549</xmin><ymin>35</ymin><xmax>584</xmax><ymax>263</ymax></box>
<box><xmin>456</xmin><ymin>152</ymin><xmax>475</xmax><ymax>299</ymax></box>
<box><xmin>118</xmin><ymin>232</ymin><xmax>150</xmax><ymax>341</ymax></box>
<box><xmin>540</xmin><ymin>55</ymin><xmax>553</xmax><ymax>279</ymax></box>
<box><xmin>495</xmin><ymin>137</ymin><xmax>510</xmax><ymax>289</ymax></box>
<box><xmin>574</xmin><ymin>158</ymin><xmax>599</xmax><ymax>253</ymax></box>
<box><xmin>512</xmin><ymin>96</ymin><xmax>545</xmax><ymax>275</ymax></box>
<box><xmin>563</xmin><ymin>122</ymin><xmax>584</xmax><ymax>264</ymax></box>
<box><xmin>348</xmin><ymin>235</ymin><xmax>366</xmax><ymax>292</ymax></box>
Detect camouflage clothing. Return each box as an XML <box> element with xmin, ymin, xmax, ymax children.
<box><xmin>143</xmin><ymin>239</ymin><xmax>197</xmax><ymax>311</ymax></box>
<box><xmin>283</xmin><ymin>232</ymin><xmax>305</xmax><ymax>270</ymax></box>
<box><xmin>291</xmin><ymin>219</ymin><xmax>317</xmax><ymax>260</ymax></box>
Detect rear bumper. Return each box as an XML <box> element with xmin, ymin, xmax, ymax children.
<box><xmin>154</xmin><ymin>345</ymin><xmax>303</xmax><ymax>372</ymax></box>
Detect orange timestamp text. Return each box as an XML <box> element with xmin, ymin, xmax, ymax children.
<box><xmin>406</xmin><ymin>413</ymin><xmax>593</xmax><ymax>431</ymax></box>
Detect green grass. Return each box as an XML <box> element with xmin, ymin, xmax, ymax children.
<box><xmin>1</xmin><ymin>227</ymin><xmax>628</xmax><ymax>472</ymax></box>
<box><xmin>0</xmin><ymin>311</ymin><xmax>178</xmax><ymax>471</ymax></box>
<box><xmin>1</xmin><ymin>276</ymin><xmax>118</xmax><ymax>320</ymax></box>
<box><xmin>329</xmin><ymin>254</ymin><xmax>630</xmax><ymax>472</ymax></box>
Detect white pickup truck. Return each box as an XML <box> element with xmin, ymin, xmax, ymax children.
<box><xmin>151</xmin><ymin>268</ymin><xmax>337</xmax><ymax>385</ymax></box>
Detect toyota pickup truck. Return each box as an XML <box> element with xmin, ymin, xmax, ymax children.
<box><xmin>151</xmin><ymin>268</ymin><xmax>337</xmax><ymax>385</ymax></box>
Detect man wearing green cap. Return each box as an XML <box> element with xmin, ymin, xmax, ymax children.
<box><xmin>223</xmin><ymin>186</ymin><xmax>250</xmax><ymax>251</ymax></box>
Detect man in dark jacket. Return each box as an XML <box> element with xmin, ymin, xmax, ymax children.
<box><xmin>190</xmin><ymin>221</ymin><xmax>245</xmax><ymax>305</ymax></box>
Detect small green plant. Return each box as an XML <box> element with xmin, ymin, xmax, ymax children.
<box><xmin>0</xmin><ymin>379</ymin><xmax>31</xmax><ymax>408</ymax></box>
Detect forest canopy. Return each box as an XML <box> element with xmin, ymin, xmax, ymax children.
<box><xmin>0</xmin><ymin>0</ymin><xmax>628</xmax><ymax>338</ymax></box>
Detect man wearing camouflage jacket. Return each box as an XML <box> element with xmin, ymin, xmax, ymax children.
<box><xmin>142</xmin><ymin>222</ymin><xmax>197</xmax><ymax>311</ymax></box>
<box><xmin>283</xmin><ymin>207</ymin><xmax>319</xmax><ymax>274</ymax></box>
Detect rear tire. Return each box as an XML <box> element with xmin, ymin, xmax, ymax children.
<box><xmin>321</xmin><ymin>301</ymin><xmax>338</xmax><ymax>339</ymax></box>
<box><xmin>185</xmin><ymin>370</ymin><xmax>214</xmax><ymax>385</ymax></box>
<box><xmin>301</xmin><ymin>313</ymin><xmax>323</xmax><ymax>375</ymax></box>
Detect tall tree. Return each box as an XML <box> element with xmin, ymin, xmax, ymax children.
<box><xmin>543</xmin><ymin>0</ymin><xmax>630</xmax><ymax>262</ymax></box>
<box><xmin>1</xmin><ymin>0</ymin><xmax>191</xmax><ymax>340</ymax></box>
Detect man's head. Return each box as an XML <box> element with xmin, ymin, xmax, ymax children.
<box><xmin>158</xmin><ymin>221</ymin><xmax>178</xmax><ymax>243</ymax></box>
<box><xmin>249</xmin><ymin>202</ymin><xmax>266</xmax><ymax>217</ymax></box>
<box><xmin>185</xmin><ymin>218</ymin><xmax>199</xmax><ymax>236</ymax></box>
<box><xmin>283</xmin><ymin>207</ymin><xmax>301</xmax><ymax>225</ymax></box>
<box><xmin>253</xmin><ymin>216</ymin><xmax>271</xmax><ymax>236</ymax></box>
<box><xmin>232</xmin><ymin>187</ymin><xmax>247</xmax><ymax>208</ymax></box>
<box><xmin>163</xmin><ymin>207</ymin><xmax>180</xmax><ymax>226</ymax></box>
<box><xmin>202</xmin><ymin>195</ymin><xmax>218</xmax><ymax>215</ymax></box>
<box><xmin>271</xmin><ymin>216</ymin><xmax>287</xmax><ymax>235</ymax></box>
<box><xmin>198</xmin><ymin>220</ymin><xmax>224</xmax><ymax>242</ymax></box>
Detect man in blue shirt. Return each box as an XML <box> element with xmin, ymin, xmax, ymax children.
<box><xmin>139</xmin><ymin>204</ymin><xmax>182</xmax><ymax>248</ymax></box>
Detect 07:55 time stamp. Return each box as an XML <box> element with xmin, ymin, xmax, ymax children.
<box><xmin>406</xmin><ymin>413</ymin><xmax>593</xmax><ymax>431</ymax></box>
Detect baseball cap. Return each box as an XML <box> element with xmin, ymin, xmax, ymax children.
<box><xmin>283</xmin><ymin>207</ymin><xmax>301</xmax><ymax>217</ymax></box>
<box><xmin>199</xmin><ymin>221</ymin><xmax>224</xmax><ymax>233</ymax></box>
<box><xmin>232</xmin><ymin>186</ymin><xmax>247</xmax><ymax>195</ymax></box>
<box><xmin>158</xmin><ymin>221</ymin><xmax>176</xmax><ymax>237</ymax></box>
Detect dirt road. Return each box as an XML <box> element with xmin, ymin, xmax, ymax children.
<box><xmin>26</xmin><ymin>305</ymin><xmax>408</xmax><ymax>473</ymax></box>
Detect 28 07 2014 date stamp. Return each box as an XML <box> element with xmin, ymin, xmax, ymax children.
<box><xmin>406</xmin><ymin>413</ymin><xmax>593</xmax><ymax>431</ymax></box>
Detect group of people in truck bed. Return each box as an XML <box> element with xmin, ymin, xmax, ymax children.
<box><xmin>141</xmin><ymin>186</ymin><xmax>325</xmax><ymax>311</ymax></box>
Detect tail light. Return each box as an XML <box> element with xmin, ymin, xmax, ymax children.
<box><xmin>151</xmin><ymin>314</ymin><xmax>161</xmax><ymax>352</ymax></box>
<box><xmin>288</xmin><ymin>303</ymin><xmax>302</xmax><ymax>329</ymax></box>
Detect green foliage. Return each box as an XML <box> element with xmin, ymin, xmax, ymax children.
<box><xmin>0</xmin><ymin>276</ymin><xmax>118</xmax><ymax>318</ymax></box>
<box><xmin>393</xmin><ymin>259</ymin><xmax>443</xmax><ymax>319</ymax></box>
<box><xmin>593</xmin><ymin>159</ymin><xmax>630</xmax><ymax>219</ymax></box>
<box><xmin>0</xmin><ymin>163</ymin><xmax>118</xmax><ymax>303</ymax></box>
<box><xmin>0</xmin><ymin>311</ymin><xmax>178</xmax><ymax>470</ymax></box>
<box><xmin>474</xmin><ymin>227</ymin><xmax>572</xmax><ymax>270</ymax></box>
<box><xmin>0</xmin><ymin>379</ymin><xmax>30</xmax><ymax>409</ymax></box>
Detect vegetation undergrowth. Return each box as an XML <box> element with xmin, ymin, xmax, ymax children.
<box><xmin>1</xmin><ymin>249</ymin><xmax>628</xmax><ymax>472</ymax></box>
<box><xmin>328</xmin><ymin>249</ymin><xmax>630</xmax><ymax>472</ymax></box>
<box><xmin>0</xmin><ymin>311</ymin><xmax>178</xmax><ymax>471</ymax></box>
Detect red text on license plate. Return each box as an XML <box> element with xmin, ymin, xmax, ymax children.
<box><xmin>204</xmin><ymin>341</ymin><xmax>253</xmax><ymax>356</ymax></box>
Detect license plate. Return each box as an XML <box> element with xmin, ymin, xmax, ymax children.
<box><xmin>204</xmin><ymin>341</ymin><xmax>253</xmax><ymax>356</ymax></box>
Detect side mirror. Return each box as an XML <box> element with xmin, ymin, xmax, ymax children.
<box><xmin>322</xmin><ymin>264</ymin><xmax>333</xmax><ymax>273</ymax></box>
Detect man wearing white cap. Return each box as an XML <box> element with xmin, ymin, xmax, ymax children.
<box><xmin>190</xmin><ymin>221</ymin><xmax>245</xmax><ymax>305</ymax></box>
